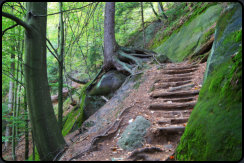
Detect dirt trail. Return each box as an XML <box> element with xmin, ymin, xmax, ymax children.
<box><xmin>59</xmin><ymin>61</ymin><xmax>206</xmax><ymax>161</ymax></box>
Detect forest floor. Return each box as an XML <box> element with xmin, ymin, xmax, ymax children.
<box><xmin>60</xmin><ymin>60</ymin><xmax>207</xmax><ymax>161</ymax></box>
<box><xmin>2</xmin><ymin>61</ymin><xmax>206</xmax><ymax>161</ymax></box>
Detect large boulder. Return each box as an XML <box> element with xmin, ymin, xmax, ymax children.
<box><xmin>117</xmin><ymin>116</ymin><xmax>151</xmax><ymax>151</ymax></box>
<box><xmin>154</xmin><ymin>4</ymin><xmax>223</xmax><ymax>62</ymax></box>
<box><xmin>88</xmin><ymin>70</ymin><xmax>127</xmax><ymax>96</ymax></box>
<box><xmin>204</xmin><ymin>3</ymin><xmax>242</xmax><ymax>81</ymax></box>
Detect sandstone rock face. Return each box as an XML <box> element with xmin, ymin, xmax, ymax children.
<box><xmin>204</xmin><ymin>3</ymin><xmax>242</xmax><ymax>82</ymax></box>
<box><xmin>176</xmin><ymin>3</ymin><xmax>242</xmax><ymax>161</ymax></box>
<box><xmin>155</xmin><ymin>4</ymin><xmax>223</xmax><ymax>62</ymax></box>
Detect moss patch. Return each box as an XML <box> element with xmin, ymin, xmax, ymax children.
<box><xmin>154</xmin><ymin>4</ymin><xmax>223</xmax><ymax>62</ymax></box>
<box><xmin>175</xmin><ymin>48</ymin><xmax>242</xmax><ymax>161</ymax></box>
<box><xmin>61</xmin><ymin>81</ymin><xmax>92</xmax><ymax>136</ymax></box>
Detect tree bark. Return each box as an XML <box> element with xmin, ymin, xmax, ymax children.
<box><xmin>12</xmin><ymin>36</ymin><xmax>19</xmax><ymax>160</ymax></box>
<box><xmin>103</xmin><ymin>2</ymin><xmax>118</xmax><ymax>71</ymax></box>
<box><xmin>58</xmin><ymin>2</ymin><xmax>64</xmax><ymax>131</ymax></box>
<box><xmin>149</xmin><ymin>2</ymin><xmax>161</xmax><ymax>21</ymax></box>
<box><xmin>141</xmin><ymin>2</ymin><xmax>146</xmax><ymax>48</ymax></box>
<box><xmin>4</xmin><ymin>48</ymin><xmax>15</xmax><ymax>151</ymax></box>
<box><xmin>158</xmin><ymin>2</ymin><xmax>168</xmax><ymax>20</ymax></box>
<box><xmin>24</xmin><ymin>2</ymin><xmax>66</xmax><ymax>160</ymax></box>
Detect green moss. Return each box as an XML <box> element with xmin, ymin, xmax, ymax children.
<box><xmin>61</xmin><ymin>81</ymin><xmax>92</xmax><ymax>136</ymax></box>
<box><xmin>176</xmin><ymin>46</ymin><xmax>242</xmax><ymax>161</ymax></box>
<box><xmin>149</xmin><ymin>3</ymin><xmax>218</xmax><ymax>51</ymax></box>
<box><xmin>26</xmin><ymin>146</ymin><xmax>40</xmax><ymax>161</ymax></box>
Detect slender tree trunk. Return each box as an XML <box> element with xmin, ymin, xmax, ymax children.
<box><xmin>4</xmin><ymin>51</ymin><xmax>15</xmax><ymax>151</ymax></box>
<box><xmin>158</xmin><ymin>2</ymin><xmax>168</xmax><ymax>19</ymax></box>
<box><xmin>12</xmin><ymin>48</ymin><xmax>20</xmax><ymax>160</ymax></box>
<box><xmin>24</xmin><ymin>88</ymin><xmax>29</xmax><ymax>160</ymax></box>
<box><xmin>31</xmin><ymin>130</ymin><xmax>35</xmax><ymax>161</ymax></box>
<box><xmin>141</xmin><ymin>2</ymin><xmax>145</xmax><ymax>48</ymax></box>
<box><xmin>24</xmin><ymin>2</ymin><xmax>66</xmax><ymax>160</ymax></box>
<box><xmin>58</xmin><ymin>2</ymin><xmax>64</xmax><ymax>130</ymax></box>
<box><xmin>149</xmin><ymin>2</ymin><xmax>161</xmax><ymax>21</ymax></box>
<box><xmin>2</xmin><ymin>2</ymin><xmax>66</xmax><ymax>160</ymax></box>
<box><xmin>103</xmin><ymin>2</ymin><xmax>118</xmax><ymax>70</ymax></box>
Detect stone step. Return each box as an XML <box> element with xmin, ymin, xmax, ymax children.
<box><xmin>164</xmin><ymin>72</ymin><xmax>194</xmax><ymax>78</ymax></box>
<box><xmin>154</xmin><ymin>81</ymin><xmax>192</xmax><ymax>89</ymax></box>
<box><xmin>155</xmin><ymin>110</ymin><xmax>192</xmax><ymax>118</ymax></box>
<box><xmin>149</xmin><ymin>102</ymin><xmax>196</xmax><ymax>111</ymax></box>
<box><xmin>151</xmin><ymin>90</ymin><xmax>199</xmax><ymax>98</ymax></box>
<box><xmin>156</xmin><ymin>126</ymin><xmax>185</xmax><ymax>133</ymax></box>
<box><xmin>164</xmin><ymin>65</ymin><xmax>198</xmax><ymax>71</ymax></box>
<box><xmin>162</xmin><ymin>68</ymin><xmax>198</xmax><ymax>74</ymax></box>
<box><xmin>157</xmin><ymin>118</ymin><xmax>189</xmax><ymax>125</ymax></box>
<box><xmin>164</xmin><ymin>97</ymin><xmax>196</xmax><ymax>103</ymax></box>
<box><xmin>167</xmin><ymin>83</ymin><xmax>195</xmax><ymax>92</ymax></box>
<box><xmin>160</xmin><ymin>77</ymin><xmax>192</xmax><ymax>82</ymax></box>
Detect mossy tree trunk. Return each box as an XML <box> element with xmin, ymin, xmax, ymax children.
<box><xmin>3</xmin><ymin>2</ymin><xmax>66</xmax><ymax>161</ymax></box>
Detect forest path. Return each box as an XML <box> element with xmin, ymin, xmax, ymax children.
<box><xmin>60</xmin><ymin>60</ymin><xmax>207</xmax><ymax>161</ymax></box>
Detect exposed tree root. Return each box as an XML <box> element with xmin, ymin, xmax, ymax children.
<box><xmin>66</xmin><ymin>73</ymin><xmax>89</xmax><ymax>84</ymax></box>
<box><xmin>86</xmin><ymin>46</ymin><xmax>156</xmax><ymax>93</ymax></box>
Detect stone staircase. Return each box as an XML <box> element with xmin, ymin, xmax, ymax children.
<box><xmin>149</xmin><ymin>63</ymin><xmax>200</xmax><ymax>136</ymax></box>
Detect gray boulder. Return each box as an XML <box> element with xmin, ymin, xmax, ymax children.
<box><xmin>89</xmin><ymin>70</ymin><xmax>127</xmax><ymax>96</ymax></box>
<box><xmin>117</xmin><ymin>116</ymin><xmax>151</xmax><ymax>151</ymax></box>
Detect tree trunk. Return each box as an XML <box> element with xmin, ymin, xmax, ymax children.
<box><xmin>4</xmin><ymin>50</ymin><xmax>15</xmax><ymax>151</ymax></box>
<box><xmin>24</xmin><ymin>2</ymin><xmax>66</xmax><ymax>160</ymax></box>
<box><xmin>140</xmin><ymin>2</ymin><xmax>146</xmax><ymax>48</ymax></box>
<box><xmin>12</xmin><ymin>41</ymin><xmax>19</xmax><ymax>160</ymax></box>
<box><xmin>58</xmin><ymin>2</ymin><xmax>64</xmax><ymax>131</ymax></box>
<box><xmin>103</xmin><ymin>2</ymin><xmax>118</xmax><ymax>71</ymax></box>
<box><xmin>149</xmin><ymin>2</ymin><xmax>161</xmax><ymax>22</ymax></box>
<box><xmin>31</xmin><ymin>130</ymin><xmax>35</xmax><ymax>161</ymax></box>
<box><xmin>24</xmin><ymin>88</ymin><xmax>29</xmax><ymax>160</ymax></box>
<box><xmin>158</xmin><ymin>2</ymin><xmax>168</xmax><ymax>19</ymax></box>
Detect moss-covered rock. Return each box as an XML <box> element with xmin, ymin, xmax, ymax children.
<box><xmin>61</xmin><ymin>82</ymin><xmax>92</xmax><ymax>136</ymax></box>
<box><xmin>176</xmin><ymin>50</ymin><xmax>242</xmax><ymax>161</ymax></box>
<box><xmin>154</xmin><ymin>4</ymin><xmax>223</xmax><ymax>62</ymax></box>
<box><xmin>204</xmin><ymin>3</ymin><xmax>242</xmax><ymax>81</ymax></box>
<box><xmin>175</xmin><ymin>3</ymin><xmax>242</xmax><ymax>160</ymax></box>
<box><xmin>83</xmin><ymin>95</ymin><xmax>105</xmax><ymax>120</ymax></box>
<box><xmin>117</xmin><ymin>116</ymin><xmax>151</xmax><ymax>151</ymax></box>
<box><xmin>89</xmin><ymin>70</ymin><xmax>127</xmax><ymax>96</ymax></box>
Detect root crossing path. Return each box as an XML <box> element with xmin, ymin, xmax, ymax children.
<box><xmin>60</xmin><ymin>61</ymin><xmax>207</xmax><ymax>161</ymax></box>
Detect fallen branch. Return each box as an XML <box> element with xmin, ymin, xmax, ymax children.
<box><xmin>66</xmin><ymin>73</ymin><xmax>89</xmax><ymax>84</ymax></box>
